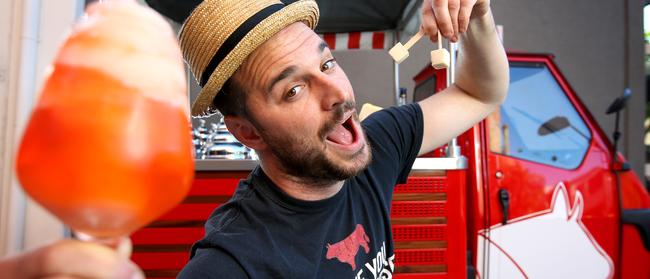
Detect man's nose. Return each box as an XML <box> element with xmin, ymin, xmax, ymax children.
<box><xmin>316</xmin><ymin>75</ymin><xmax>347</xmax><ymax>111</ymax></box>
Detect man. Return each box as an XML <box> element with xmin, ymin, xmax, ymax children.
<box><xmin>0</xmin><ymin>0</ymin><xmax>506</xmax><ymax>277</ymax></box>
<box><xmin>177</xmin><ymin>0</ymin><xmax>507</xmax><ymax>277</ymax></box>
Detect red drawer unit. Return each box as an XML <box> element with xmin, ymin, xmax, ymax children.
<box><xmin>131</xmin><ymin>172</ymin><xmax>249</xmax><ymax>279</ymax></box>
<box><xmin>392</xmin><ymin>224</ymin><xmax>447</xmax><ymax>242</ymax></box>
<box><xmin>392</xmin><ymin>171</ymin><xmax>467</xmax><ymax>279</ymax></box>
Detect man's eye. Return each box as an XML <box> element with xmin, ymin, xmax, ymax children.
<box><xmin>321</xmin><ymin>59</ymin><xmax>336</xmax><ymax>72</ymax></box>
<box><xmin>286</xmin><ymin>86</ymin><xmax>302</xmax><ymax>99</ymax></box>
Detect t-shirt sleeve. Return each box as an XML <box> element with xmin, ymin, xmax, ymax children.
<box><xmin>361</xmin><ymin>103</ymin><xmax>423</xmax><ymax>186</ymax></box>
<box><xmin>177</xmin><ymin>247</ymin><xmax>249</xmax><ymax>279</ymax></box>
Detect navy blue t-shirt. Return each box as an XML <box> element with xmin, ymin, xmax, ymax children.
<box><xmin>178</xmin><ymin>103</ymin><xmax>423</xmax><ymax>278</ymax></box>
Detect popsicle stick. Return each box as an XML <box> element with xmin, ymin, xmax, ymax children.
<box><xmin>404</xmin><ymin>29</ymin><xmax>425</xmax><ymax>50</ymax></box>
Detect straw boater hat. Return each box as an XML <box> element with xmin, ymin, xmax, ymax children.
<box><xmin>179</xmin><ymin>0</ymin><xmax>319</xmax><ymax>118</ymax></box>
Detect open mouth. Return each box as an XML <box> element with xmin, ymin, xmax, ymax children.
<box><xmin>325</xmin><ymin>112</ymin><xmax>359</xmax><ymax>148</ymax></box>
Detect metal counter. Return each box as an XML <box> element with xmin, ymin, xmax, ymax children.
<box><xmin>194</xmin><ymin>156</ymin><xmax>467</xmax><ymax>171</ymax></box>
<box><xmin>195</xmin><ymin>159</ymin><xmax>259</xmax><ymax>171</ymax></box>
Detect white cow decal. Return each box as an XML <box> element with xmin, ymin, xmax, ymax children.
<box><xmin>476</xmin><ymin>183</ymin><xmax>613</xmax><ymax>279</ymax></box>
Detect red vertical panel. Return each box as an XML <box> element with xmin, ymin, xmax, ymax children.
<box><xmin>323</xmin><ymin>33</ymin><xmax>336</xmax><ymax>50</ymax></box>
<box><xmin>348</xmin><ymin>32</ymin><xmax>360</xmax><ymax>49</ymax></box>
<box><xmin>435</xmin><ymin>68</ymin><xmax>447</xmax><ymax>93</ymax></box>
<box><xmin>372</xmin><ymin>32</ymin><xmax>385</xmax><ymax>49</ymax></box>
<box><xmin>445</xmin><ymin>170</ymin><xmax>467</xmax><ymax>279</ymax></box>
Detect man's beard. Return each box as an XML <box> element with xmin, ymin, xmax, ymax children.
<box><xmin>253</xmin><ymin>101</ymin><xmax>371</xmax><ymax>186</ymax></box>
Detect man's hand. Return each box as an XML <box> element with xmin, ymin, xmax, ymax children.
<box><xmin>421</xmin><ymin>0</ymin><xmax>491</xmax><ymax>42</ymax></box>
<box><xmin>0</xmin><ymin>238</ymin><xmax>144</xmax><ymax>279</ymax></box>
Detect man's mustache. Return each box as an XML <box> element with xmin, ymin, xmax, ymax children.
<box><xmin>319</xmin><ymin>100</ymin><xmax>356</xmax><ymax>139</ymax></box>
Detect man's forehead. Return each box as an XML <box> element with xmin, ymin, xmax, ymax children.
<box><xmin>235</xmin><ymin>23</ymin><xmax>329</xmax><ymax>90</ymax></box>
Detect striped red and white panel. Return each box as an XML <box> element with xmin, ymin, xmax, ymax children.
<box><xmin>319</xmin><ymin>31</ymin><xmax>394</xmax><ymax>51</ymax></box>
<box><xmin>320</xmin><ymin>25</ymin><xmax>504</xmax><ymax>50</ymax></box>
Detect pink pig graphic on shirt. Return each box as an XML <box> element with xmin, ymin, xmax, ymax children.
<box><xmin>326</xmin><ymin>224</ymin><xmax>371</xmax><ymax>270</ymax></box>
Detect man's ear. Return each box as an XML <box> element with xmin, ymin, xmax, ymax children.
<box><xmin>224</xmin><ymin>116</ymin><xmax>265</xmax><ymax>150</ymax></box>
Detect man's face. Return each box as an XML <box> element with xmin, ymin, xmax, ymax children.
<box><xmin>233</xmin><ymin>22</ymin><xmax>371</xmax><ymax>185</ymax></box>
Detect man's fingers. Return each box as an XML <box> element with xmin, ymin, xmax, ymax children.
<box><xmin>116</xmin><ymin>237</ymin><xmax>133</xmax><ymax>259</ymax></box>
<box><xmin>423</xmin><ymin>0</ymin><xmax>483</xmax><ymax>42</ymax></box>
<box><xmin>448</xmin><ymin>0</ymin><xmax>460</xmax><ymax>41</ymax></box>
<box><xmin>76</xmin><ymin>234</ymin><xmax>132</xmax><ymax>258</ymax></box>
<box><xmin>432</xmin><ymin>0</ymin><xmax>453</xmax><ymax>39</ymax></box>
<box><xmin>20</xmin><ymin>239</ymin><xmax>144</xmax><ymax>279</ymax></box>
<box><xmin>458</xmin><ymin>0</ymin><xmax>474</xmax><ymax>33</ymax></box>
<box><xmin>421</xmin><ymin>3</ymin><xmax>439</xmax><ymax>42</ymax></box>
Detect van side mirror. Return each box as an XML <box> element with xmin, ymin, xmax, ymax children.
<box><xmin>607</xmin><ymin>88</ymin><xmax>632</xmax><ymax>172</ymax></box>
<box><xmin>606</xmin><ymin>88</ymin><xmax>631</xmax><ymax>115</ymax></box>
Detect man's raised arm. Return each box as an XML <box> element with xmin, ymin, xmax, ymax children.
<box><xmin>417</xmin><ymin>0</ymin><xmax>509</xmax><ymax>155</ymax></box>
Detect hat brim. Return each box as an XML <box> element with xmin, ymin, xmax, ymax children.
<box><xmin>190</xmin><ymin>0</ymin><xmax>319</xmax><ymax>117</ymax></box>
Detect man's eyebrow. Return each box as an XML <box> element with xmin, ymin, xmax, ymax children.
<box><xmin>267</xmin><ymin>66</ymin><xmax>296</xmax><ymax>93</ymax></box>
<box><xmin>318</xmin><ymin>41</ymin><xmax>329</xmax><ymax>53</ymax></box>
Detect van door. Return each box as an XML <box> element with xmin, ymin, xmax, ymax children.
<box><xmin>477</xmin><ymin>55</ymin><xmax>619</xmax><ymax>278</ymax></box>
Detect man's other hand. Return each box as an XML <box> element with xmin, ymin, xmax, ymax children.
<box><xmin>0</xmin><ymin>237</ymin><xmax>144</xmax><ymax>279</ymax></box>
<box><xmin>421</xmin><ymin>0</ymin><xmax>491</xmax><ymax>42</ymax></box>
